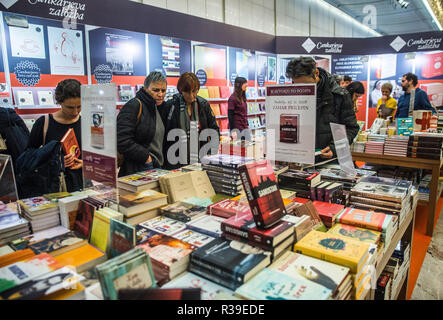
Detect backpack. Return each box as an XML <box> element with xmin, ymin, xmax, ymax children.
<box><xmin>0</xmin><ymin>108</ymin><xmax>29</xmax><ymax>167</ymax></box>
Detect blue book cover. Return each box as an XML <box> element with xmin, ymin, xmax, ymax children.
<box><xmin>397</xmin><ymin>117</ymin><xmax>413</xmax><ymax>136</ymax></box>
<box><xmin>109</xmin><ymin>218</ymin><xmax>136</xmax><ymax>258</ymax></box>
<box><xmin>235</xmin><ymin>268</ymin><xmax>332</xmax><ymax>300</ymax></box>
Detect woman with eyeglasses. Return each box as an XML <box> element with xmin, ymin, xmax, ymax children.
<box><xmin>161</xmin><ymin>72</ymin><xmax>220</xmax><ymax>170</ymax></box>
<box><xmin>117</xmin><ymin>71</ymin><xmax>167</xmax><ymax>177</ymax></box>
<box><xmin>27</xmin><ymin>79</ymin><xmax>83</xmax><ymax>192</ymax></box>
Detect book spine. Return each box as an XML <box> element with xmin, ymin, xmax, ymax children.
<box><xmin>186</xmin><ymin>225</ymin><xmax>219</xmax><ymax>238</ymax></box>
<box><xmin>310</xmin><ymin>185</ymin><xmax>317</xmax><ymax>201</ymax></box>
<box><xmin>190</xmin><ymin>253</ymin><xmax>245</xmax><ymax>283</ymax></box>
<box><xmin>407</xmin><ymin>152</ymin><xmax>441</xmax><ymax>160</ymax></box>
<box><xmin>223</xmin><ymin>231</ymin><xmax>273</xmax><ymax>251</ymax></box>
<box><xmin>336</xmin><ymin>216</ymin><xmax>384</xmax><ymax>232</ymax></box>
<box><xmin>317</xmin><ymin>186</ymin><xmax>324</xmax><ymax>202</ymax></box>
<box><xmin>350</xmin><ymin>190</ymin><xmax>403</xmax><ymax>203</ymax></box>
<box><xmin>408</xmin><ymin>141</ymin><xmax>442</xmax><ymax>148</ymax></box>
<box><xmin>188</xmin><ymin>262</ymin><xmax>240</xmax><ymax>291</ymax></box>
<box><xmin>238</xmin><ymin>165</ymin><xmax>265</xmax><ymax>228</ymax></box>
<box><xmin>207</xmin><ymin>175</ymin><xmax>242</xmax><ymax>186</ymax></box>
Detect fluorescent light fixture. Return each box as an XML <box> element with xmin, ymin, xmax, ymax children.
<box><xmin>316</xmin><ymin>0</ymin><xmax>382</xmax><ymax>37</ymax></box>
<box><xmin>422</xmin><ymin>0</ymin><xmax>443</xmax><ymax>30</ymax></box>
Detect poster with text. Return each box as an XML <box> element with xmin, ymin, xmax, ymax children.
<box><xmin>228</xmin><ymin>47</ymin><xmax>256</xmax><ymax>83</ymax></box>
<box><xmin>47</xmin><ymin>26</ymin><xmax>85</xmax><ymax>75</ymax></box>
<box><xmin>192</xmin><ymin>42</ymin><xmax>227</xmax><ymax>86</ymax></box>
<box><xmin>266</xmin><ymin>84</ymin><xmax>316</xmax><ymax>164</ymax></box>
<box><xmin>277</xmin><ymin>54</ymin><xmax>331</xmax><ymax>84</ymax></box>
<box><xmin>81</xmin><ymin>84</ymin><xmax>117</xmax><ymax>190</ymax></box>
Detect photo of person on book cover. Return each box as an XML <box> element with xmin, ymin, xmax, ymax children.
<box><xmin>338</xmin><ymin>227</ymin><xmax>379</xmax><ymax>243</ymax></box>
<box><xmin>279</xmin><ymin>114</ymin><xmax>299</xmax><ymax>143</ymax></box>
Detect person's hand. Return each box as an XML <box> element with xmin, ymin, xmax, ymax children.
<box><xmin>320</xmin><ymin>146</ymin><xmax>333</xmax><ymax>159</ymax></box>
<box><xmin>70</xmin><ymin>158</ymin><xmax>83</xmax><ymax>170</ymax></box>
<box><xmin>381</xmin><ymin>95</ymin><xmax>388</xmax><ymax>103</ymax></box>
<box><xmin>64</xmin><ymin>153</ymin><xmax>75</xmax><ymax>168</ymax></box>
<box><xmin>145</xmin><ymin>155</ymin><xmax>152</xmax><ymax>164</ymax></box>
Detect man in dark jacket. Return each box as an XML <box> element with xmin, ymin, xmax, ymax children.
<box><xmin>117</xmin><ymin>71</ymin><xmax>167</xmax><ymax>177</ymax></box>
<box><xmin>286</xmin><ymin>57</ymin><xmax>359</xmax><ymax>160</ymax></box>
<box><xmin>161</xmin><ymin>72</ymin><xmax>220</xmax><ymax>170</ymax></box>
<box><xmin>0</xmin><ymin>107</ymin><xmax>29</xmax><ymax>167</ymax></box>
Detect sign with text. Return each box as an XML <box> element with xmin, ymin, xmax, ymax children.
<box><xmin>266</xmin><ymin>84</ymin><xmax>316</xmax><ymax>164</ymax></box>
<box><xmin>330</xmin><ymin>122</ymin><xmax>357</xmax><ymax>178</ymax></box>
<box><xmin>81</xmin><ymin>83</ymin><xmax>117</xmax><ymax>190</ymax></box>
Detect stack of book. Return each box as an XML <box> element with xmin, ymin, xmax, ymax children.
<box><xmin>117</xmin><ymin>172</ymin><xmax>161</xmax><ymax>194</ymax></box>
<box><xmin>310</xmin><ymin>180</ymin><xmax>344</xmax><ymax>203</ymax></box>
<box><xmin>201</xmin><ymin>154</ymin><xmax>254</xmax><ymax>197</ymax></box>
<box><xmin>365</xmin><ymin>140</ymin><xmax>385</xmax><ymax>155</ymax></box>
<box><xmin>207</xmin><ymin>199</ymin><xmax>251</xmax><ymax>219</ymax></box>
<box><xmin>181</xmin><ymin>163</ymin><xmax>203</xmax><ymax>172</ymax></box>
<box><xmin>293</xmin><ymin>230</ymin><xmax>371</xmax><ymax>300</ymax></box>
<box><xmin>438</xmin><ymin>109</ymin><xmax>443</xmax><ymax>133</ymax></box>
<box><xmin>186</xmin><ymin>214</ymin><xmax>226</xmax><ymax>238</ymax></box>
<box><xmin>407</xmin><ymin>133</ymin><xmax>443</xmax><ymax>160</ymax></box>
<box><xmin>96</xmin><ymin>247</ymin><xmax>156</xmax><ymax>300</ymax></box>
<box><xmin>110</xmin><ymin>189</ymin><xmax>168</xmax><ymax>226</ymax></box>
<box><xmin>317</xmin><ymin>166</ymin><xmax>376</xmax><ymax>191</ymax></box>
<box><xmin>418</xmin><ymin>174</ymin><xmax>431</xmax><ymax>202</ymax></box>
<box><xmin>18</xmin><ymin>197</ymin><xmax>60</xmax><ymax>233</ymax></box>
<box><xmin>189</xmin><ymin>237</ymin><xmax>271</xmax><ymax>291</ymax></box>
<box><xmin>269</xmin><ymin>251</ymin><xmax>352</xmax><ymax>300</ymax></box>
<box><xmin>277</xmin><ymin>170</ymin><xmax>321</xmax><ymax>199</ymax></box>
<box><xmin>335</xmin><ymin>208</ymin><xmax>398</xmax><ymax>252</ymax></box>
<box><xmin>352</xmin><ymin>141</ymin><xmax>366</xmax><ymax>153</ymax></box>
<box><xmin>138</xmin><ymin>234</ymin><xmax>197</xmax><ymax>286</ymax></box>
<box><xmin>0</xmin><ymin>202</ymin><xmax>30</xmax><ymax>246</ymax></box>
<box><xmin>312</xmin><ymin>201</ymin><xmax>345</xmax><ymax>228</ymax></box>
<box><xmin>161</xmin><ymin>201</ymin><xmax>207</xmax><ymax>223</ymax></box>
<box><xmin>383</xmin><ymin>136</ymin><xmax>410</xmax><ymax>157</ymax></box>
<box><xmin>350</xmin><ymin>176</ymin><xmax>412</xmax><ymax>225</ymax></box>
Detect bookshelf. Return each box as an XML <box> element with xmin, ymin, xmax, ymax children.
<box><xmin>352</xmin><ymin>152</ymin><xmax>443</xmax><ymax>237</ymax></box>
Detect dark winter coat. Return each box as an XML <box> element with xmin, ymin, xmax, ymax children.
<box><xmin>0</xmin><ymin>107</ymin><xmax>29</xmax><ymax>166</ymax></box>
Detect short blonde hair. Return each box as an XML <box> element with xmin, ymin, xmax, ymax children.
<box><xmin>381</xmin><ymin>82</ymin><xmax>393</xmax><ymax>93</ymax></box>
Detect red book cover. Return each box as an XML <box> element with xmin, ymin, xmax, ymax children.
<box><xmin>312</xmin><ymin>201</ymin><xmax>345</xmax><ymax>225</ymax></box>
<box><xmin>60</xmin><ymin>128</ymin><xmax>81</xmax><ymax>158</ymax></box>
<box><xmin>74</xmin><ymin>199</ymin><xmax>96</xmax><ymax>238</ymax></box>
<box><xmin>238</xmin><ymin>160</ymin><xmax>287</xmax><ymax>229</ymax></box>
<box><xmin>221</xmin><ymin>211</ymin><xmax>294</xmax><ymax>249</ymax></box>
<box><xmin>208</xmin><ymin>199</ymin><xmax>251</xmax><ymax>219</ymax></box>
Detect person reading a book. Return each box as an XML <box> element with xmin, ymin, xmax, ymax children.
<box><xmin>117</xmin><ymin>71</ymin><xmax>167</xmax><ymax>177</ymax></box>
<box><xmin>396</xmin><ymin>72</ymin><xmax>435</xmax><ymax>118</ymax></box>
<box><xmin>376</xmin><ymin>83</ymin><xmax>397</xmax><ymax>119</ymax></box>
<box><xmin>345</xmin><ymin>81</ymin><xmax>365</xmax><ymax>113</ymax></box>
<box><xmin>162</xmin><ymin>72</ymin><xmax>220</xmax><ymax>170</ymax></box>
<box><xmin>27</xmin><ymin>79</ymin><xmax>83</xmax><ymax>192</ymax></box>
<box><xmin>286</xmin><ymin>57</ymin><xmax>359</xmax><ymax>161</ymax></box>
<box><xmin>228</xmin><ymin>77</ymin><xmax>251</xmax><ymax>141</ymax></box>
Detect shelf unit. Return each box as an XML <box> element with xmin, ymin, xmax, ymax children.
<box><xmin>352</xmin><ymin>152</ymin><xmax>443</xmax><ymax>237</ymax></box>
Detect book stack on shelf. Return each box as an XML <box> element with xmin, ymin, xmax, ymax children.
<box><xmin>277</xmin><ymin>170</ymin><xmax>321</xmax><ymax>199</ymax></box>
<box><xmin>383</xmin><ymin>135</ymin><xmax>410</xmax><ymax>157</ymax></box>
<box><xmin>317</xmin><ymin>166</ymin><xmax>376</xmax><ymax>192</ymax></box>
<box><xmin>0</xmin><ymin>202</ymin><xmax>30</xmax><ymax>246</ymax></box>
<box><xmin>365</xmin><ymin>139</ymin><xmax>385</xmax><ymax>155</ymax></box>
<box><xmin>350</xmin><ymin>176</ymin><xmax>412</xmax><ymax>225</ymax></box>
<box><xmin>407</xmin><ymin>133</ymin><xmax>443</xmax><ymax>160</ymax></box>
<box><xmin>201</xmin><ymin>154</ymin><xmax>254</xmax><ymax>197</ymax></box>
<box><xmin>437</xmin><ymin>109</ymin><xmax>443</xmax><ymax>133</ymax></box>
<box><xmin>352</xmin><ymin>141</ymin><xmax>366</xmax><ymax>153</ymax></box>
<box><xmin>18</xmin><ymin>197</ymin><xmax>61</xmax><ymax>233</ymax></box>
<box><xmin>293</xmin><ymin>230</ymin><xmax>372</xmax><ymax>300</ymax></box>
<box><xmin>418</xmin><ymin>174</ymin><xmax>431</xmax><ymax>202</ymax></box>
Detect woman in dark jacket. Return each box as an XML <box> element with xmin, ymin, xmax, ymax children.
<box><xmin>117</xmin><ymin>71</ymin><xmax>167</xmax><ymax>177</ymax></box>
<box><xmin>228</xmin><ymin>77</ymin><xmax>250</xmax><ymax>140</ymax></box>
<box><xmin>161</xmin><ymin>72</ymin><xmax>220</xmax><ymax>170</ymax></box>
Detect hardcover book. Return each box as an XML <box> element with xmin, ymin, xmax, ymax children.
<box><xmin>161</xmin><ymin>202</ymin><xmax>207</xmax><ymax>223</ymax></box>
<box><xmin>117</xmin><ymin>174</ymin><xmax>159</xmax><ymax>193</ymax></box>
<box><xmin>186</xmin><ymin>215</ymin><xmax>226</xmax><ymax>238</ymax></box>
<box><xmin>116</xmin><ymin>190</ymin><xmax>168</xmax><ymax>217</ymax></box>
<box><xmin>190</xmin><ymin>237</ymin><xmax>271</xmax><ymax>286</ymax></box>
<box><xmin>109</xmin><ymin>219</ymin><xmax>136</xmax><ymax>258</ymax></box>
<box><xmin>234</xmin><ymin>268</ymin><xmax>332</xmax><ymax>300</ymax></box>
<box><xmin>327</xmin><ymin>223</ymin><xmax>381</xmax><ymax>244</ymax></box>
<box><xmin>60</xmin><ymin>128</ymin><xmax>81</xmax><ymax>158</ymax></box>
<box><xmin>238</xmin><ymin>160</ymin><xmax>287</xmax><ymax>228</ymax></box>
<box><xmin>293</xmin><ymin>230</ymin><xmax>370</xmax><ymax>274</ymax></box>
<box><xmin>139</xmin><ymin>216</ymin><xmax>187</xmax><ymax>236</ymax></box>
<box><xmin>269</xmin><ymin>251</ymin><xmax>350</xmax><ymax>297</ymax></box>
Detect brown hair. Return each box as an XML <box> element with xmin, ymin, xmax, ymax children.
<box><xmin>234</xmin><ymin>77</ymin><xmax>247</xmax><ymax>104</ymax></box>
<box><xmin>177</xmin><ymin>72</ymin><xmax>200</xmax><ymax>93</ymax></box>
<box><xmin>381</xmin><ymin>82</ymin><xmax>393</xmax><ymax>93</ymax></box>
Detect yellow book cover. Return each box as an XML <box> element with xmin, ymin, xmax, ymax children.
<box><xmin>327</xmin><ymin>223</ymin><xmax>381</xmax><ymax>245</ymax></box>
<box><xmin>198</xmin><ymin>88</ymin><xmax>210</xmax><ymax>100</ymax></box>
<box><xmin>54</xmin><ymin>244</ymin><xmax>106</xmax><ymax>273</ymax></box>
<box><xmin>293</xmin><ymin>230</ymin><xmax>370</xmax><ymax>274</ymax></box>
<box><xmin>190</xmin><ymin>171</ymin><xmax>215</xmax><ymax>199</ymax></box>
<box><xmin>89</xmin><ymin>209</ymin><xmax>122</xmax><ymax>253</ymax></box>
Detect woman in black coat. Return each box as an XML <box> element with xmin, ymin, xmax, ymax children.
<box><xmin>117</xmin><ymin>71</ymin><xmax>167</xmax><ymax>177</ymax></box>
<box><xmin>161</xmin><ymin>72</ymin><xmax>220</xmax><ymax>170</ymax></box>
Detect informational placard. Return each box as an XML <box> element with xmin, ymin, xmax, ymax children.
<box><xmin>81</xmin><ymin>84</ymin><xmax>117</xmax><ymax>191</ymax></box>
<box><xmin>330</xmin><ymin>123</ymin><xmax>357</xmax><ymax>177</ymax></box>
<box><xmin>266</xmin><ymin>84</ymin><xmax>316</xmax><ymax>164</ymax></box>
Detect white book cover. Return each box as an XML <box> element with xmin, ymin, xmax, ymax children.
<box><xmin>171</xmin><ymin>229</ymin><xmax>215</xmax><ymax>248</ymax></box>
<box><xmin>139</xmin><ymin>216</ymin><xmax>186</xmax><ymax>236</ymax></box>
<box><xmin>186</xmin><ymin>215</ymin><xmax>225</xmax><ymax>237</ymax></box>
<box><xmin>163</xmin><ymin>271</ymin><xmax>234</xmax><ymax>300</ymax></box>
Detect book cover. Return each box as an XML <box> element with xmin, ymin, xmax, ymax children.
<box><xmin>293</xmin><ymin>230</ymin><xmax>370</xmax><ymax>274</ymax></box>
<box><xmin>269</xmin><ymin>251</ymin><xmax>350</xmax><ymax>296</ymax></box>
<box><xmin>18</xmin><ymin>197</ymin><xmax>57</xmax><ymax>214</ymax></box>
<box><xmin>279</xmin><ymin>114</ymin><xmax>299</xmax><ymax>143</ymax></box>
<box><xmin>190</xmin><ymin>237</ymin><xmax>271</xmax><ymax>284</ymax></box>
<box><xmin>27</xmin><ymin>231</ymin><xmax>87</xmax><ymax>256</ymax></box>
<box><xmin>349</xmin><ymin>196</ymin><xmax>403</xmax><ymax>210</ymax></box>
<box><xmin>278</xmin><ymin>170</ymin><xmax>321</xmax><ymax>186</ymax></box>
<box><xmin>118</xmin><ymin>190</ymin><xmax>168</xmax><ymax>216</ymax></box>
<box><xmin>118</xmin><ymin>174</ymin><xmax>158</xmax><ymax>192</ymax></box>
<box><xmin>186</xmin><ymin>215</ymin><xmax>226</xmax><ymax>238</ymax></box>
<box><xmin>351</xmin><ymin>182</ymin><xmax>407</xmax><ymax>203</ymax></box>
<box><xmin>137</xmin><ymin>234</ymin><xmax>196</xmax><ymax>270</ymax></box>
<box><xmin>358</xmin><ymin>176</ymin><xmax>412</xmax><ymax>191</ymax></box>
<box><xmin>238</xmin><ymin>160</ymin><xmax>287</xmax><ymax>229</ymax></box>
<box><xmin>162</xmin><ymin>271</ymin><xmax>233</xmax><ymax>300</ymax></box>
<box><xmin>207</xmin><ymin>199</ymin><xmax>251</xmax><ymax>219</ymax></box>
<box><xmin>335</xmin><ymin>208</ymin><xmax>394</xmax><ymax>233</ymax></box>
<box><xmin>74</xmin><ymin>199</ymin><xmax>96</xmax><ymax>239</ymax></box>
<box><xmin>221</xmin><ymin>211</ymin><xmax>294</xmax><ymax>249</ymax></box>
<box><xmin>235</xmin><ymin>268</ymin><xmax>332</xmax><ymax>300</ymax></box>
<box><xmin>201</xmin><ymin>154</ymin><xmax>255</xmax><ymax>170</ymax></box>
<box><xmin>0</xmin><ymin>206</ymin><xmax>29</xmax><ymax>233</ymax></box>
<box><xmin>311</xmin><ymin>201</ymin><xmax>345</xmax><ymax>225</ymax></box>
<box><xmin>139</xmin><ymin>216</ymin><xmax>186</xmax><ymax>236</ymax></box>
<box><xmin>396</xmin><ymin>117</ymin><xmax>413</xmax><ymax>136</ymax></box>
<box><xmin>171</xmin><ymin>229</ymin><xmax>215</xmax><ymax>248</ymax></box>
<box><xmin>135</xmin><ymin>225</ymin><xmax>160</xmax><ymax>245</ymax></box>
<box><xmin>43</xmin><ymin>192</ymin><xmax>72</xmax><ymax>202</ymax></box>
<box><xmin>0</xmin><ymin>253</ymin><xmax>62</xmax><ymax>293</ymax></box>
<box><xmin>161</xmin><ymin>202</ymin><xmax>207</xmax><ymax>223</ymax></box>
<box><xmin>53</xmin><ymin>243</ymin><xmax>106</xmax><ymax>274</ymax></box>
<box><xmin>109</xmin><ymin>219</ymin><xmax>136</xmax><ymax>258</ymax></box>
<box><xmin>61</xmin><ymin>128</ymin><xmax>81</xmax><ymax>158</ymax></box>
<box><xmin>327</xmin><ymin>224</ymin><xmax>381</xmax><ymax>244</ymax></box>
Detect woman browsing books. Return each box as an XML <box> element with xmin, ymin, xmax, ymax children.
<box><xmin>376</xmin><ymin>82</ymin><xmax>397</xmax><ymax>120</ymax></box>
<box><xmin>27</xmin><ymin>79</ymin><xmax>83</xmax><ymax>192</ymax></box>
<box><xmin>228</xmin><ymin>77</ymin><xmax>250</xmax><ymax>141</ymax></box>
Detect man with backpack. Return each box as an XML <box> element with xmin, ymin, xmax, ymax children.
<box><xmin>285</xmin><ymin>57</ymin><xmax>359</xmax><ymax>161</ymax></box>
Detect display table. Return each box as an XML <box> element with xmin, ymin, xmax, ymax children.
<box><xmin>352</xmin><ymin>152</ymin><xmax>443</xmax><ymax>237</ymax></box>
